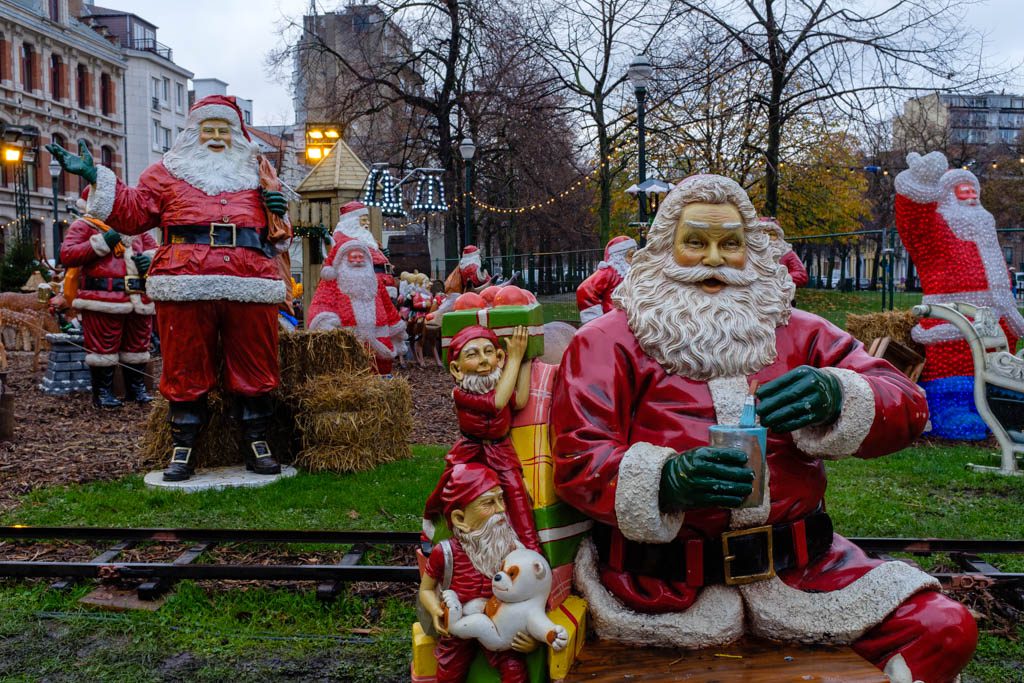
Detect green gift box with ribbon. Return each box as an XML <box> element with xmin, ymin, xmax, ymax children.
<box><xmin>533</xmin><ymin>501</ymin><xmax>592</xmax><ymax>568</ymax></box>
<box><xmin>441</xmin><ymin>304</ymin><xmax>545</xmax><ymax>365</ymax></box>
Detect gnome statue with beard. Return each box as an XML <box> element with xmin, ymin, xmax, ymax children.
<box><xmin>307</xmin><ymin>239</ymin><xmax>406</xmax><ymax>374</ymax></box>
<box><xmin>47</xmin><ymin>95</ymin><xmax>293</xmax><ymax>482</ymax></box>
<box><xmin>895</xmin><ymin>151</ymin><xmax>1024</xmax><ymax>440</ymax></box>
<box><xmin>551</xmin><ymin>174</ymin><xmax>976</xmax><ymax>683</ymax></box>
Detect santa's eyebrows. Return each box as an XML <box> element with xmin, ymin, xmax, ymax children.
<box><xmin>682</xmin><ymin>220</ymin><xmax>744</xmax><ymax>230</ymax></box>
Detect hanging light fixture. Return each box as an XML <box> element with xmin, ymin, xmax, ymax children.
<box><xmin>411</xmin><ymin>170</ymin><xmax>446</xmax><ymax>212</ymax></box>
<box><xmin>360</xmin><ymin>164</ymin><xmax>386</xmax><ymax>207</ymax></box>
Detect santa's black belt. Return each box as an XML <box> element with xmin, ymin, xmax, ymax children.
<box><xmin>593</xmin><ymin>510</ymin><xmax>833</xmax><ymax>586</ymax></box>
<box><xmin>83</xmin><ymin>276</ymin><xmax>145</xmax><ymax>293</ymax></box>
<box><xmin>165</xmin><ymin>225</ymin><xmax>272</xmax><ymax>257</ymax></box>
<box><xmin>458</xmin><ymin>431</ymin><xmax>510</xmax><ymax>446</ymax></box>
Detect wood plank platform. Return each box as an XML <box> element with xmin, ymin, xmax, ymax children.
<box><xmin>564</xmin><ymin>639</ymin><xmax>888</xmax><ymax>682</ymax></box>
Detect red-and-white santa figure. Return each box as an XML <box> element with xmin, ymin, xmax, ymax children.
<box><xmin>895</xmin><ymin>151</ymin><xmax>1024</xmax><ymax>440</ymax></box>
<box><xmin>60</xmin><ymin>188</ymin><xmax>158</xmax><ymax>408</ymax></box>
<box><xmin>456</xmin><ymin>245</ymin><xmax>491</xmax><ymax>292</ymax></box>
<box><xmin>307</xmin><ymin>238</ymin><xmax>406</xmax><ymax>374</ymax></box>
<box><xmin>332</xmin><ymin>201</ymin><xmax>398</xmax><ymax>300</ymax></box>
<box><xmin>576</xmin><ymin>235</ymin><xmax>637</xmax><ymax>323</ymax></box>
<box><xmin>59</xmin><ymin>93</ymin><xmax>293</xmax><ymax>481</ymax></box>
<box><xmin>552</xmin><ymin>174</ymin><xmax>975</xmax><ymax>683</ymax></box>
<box><xmin>759</xmin><ymin>218</ymin><xmax>808</xmax><ymax>287</ymax></box>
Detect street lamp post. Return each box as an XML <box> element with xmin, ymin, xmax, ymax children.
<box><xmin>458</xmin><ymin>137</ymin><xmax>476</xmax><ymax>249</ymax></box>
<box><xmin>48</xmin><ymin>158</ymin><xmax>62</xmax><ymax>267</ymax></box>
<box><xmin>628</xmin><ymin>55</ymin><xmax>654</xmax><ymax>244</ymax></box>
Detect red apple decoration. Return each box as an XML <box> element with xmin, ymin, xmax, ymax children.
<box><xmin>453</xmin><ymin>292</ymin><xmax>486</xmax><ymax>310</ymax></box>
<box><xmin>480</xmin><ymin>286</ymin><xmax>502</xmax><ymax>305</ymax></box>
<box><xmin>493</xmin><ymin>286</ymin><xmax>531</xmax><ymax>307</ymax></box>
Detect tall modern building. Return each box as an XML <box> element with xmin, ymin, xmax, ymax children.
<box><xmin>894</xmin><ymin>91</ymin><xmax>1024</xmax><ymax>150</ymax></box>
<box><xmin>0</xmin><ymin>0</ymin><xmax>125</xmax><ymax>262</ymax></box>
<box><xmin>84</xmin><ymin>4</ymin><xmax>193</xmax><ymax>184</ymax></box>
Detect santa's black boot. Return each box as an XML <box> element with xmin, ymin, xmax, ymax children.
<box><xmin>239</xmin><ymin>395</ymin><xmax>281</xmax><ymax>475</ymax></box>
<box><xmin>162</xmin><ymin>400</ymin><xmax>206</xmax><ymax>482</ymax></box>
<box><xmin>90</xmin><ymin>366</ymin><xmax>123</xmax><ymax>409</ymax></box>
<box><xmin>123</xmin><ymin>363</ymin><xmax>154</xmax><ymax>404</ymax></box>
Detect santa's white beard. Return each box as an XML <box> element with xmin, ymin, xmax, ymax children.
<box><xmin>458</xmin><ymin>367</ymin><xmax>502</xmax><ymax>394</ymax></box>
<box><xmin>604</xmin><ymin>251</ymin><xmax>632</xmax><ymax>278</ymax></box>
<box><xmin>615</xmin><ymin>251</ymin><xmax>793</xmax><ymax>380</ymax></box>
<box><xmin>460</xmin><ymin>253</ymin><xmax>482</xmax><ymax>271</ymax></box>
<box><xmin>454</xmin><ymin>513</ymin><xmax>523</xmax><ymax>578</ymax></box>
<box><xmin>337</xmin><ymin>262</ymin><xmax>379</xmax><ymax>337</ymax></box>
<box><xmin>335</xmin><ymin>218</ymin><xmax>377</xmax><ymax>250</ymax></box>
<box><xmin>163</xmin><ymin>133</ymin><xmax>260</xmax><ymax>196</ymax></box>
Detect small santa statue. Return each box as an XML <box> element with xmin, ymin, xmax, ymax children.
<box><xmin>759</xmin><ymin>218</ymin><xmax>808</xmax><ymax>287</ymax></box>
<box><xmin>576</xmin><ymin>235</ymin><xmax>637</xmax><ymax>323</ymax></box>
<box><xmin>895</xmin><ymin>151</ymin><xmax>1024</xmax><ymax>440</ymax></box>
<box><xmin>446</xmin><ymin>245</ymin><xmax>491</xmax><ymax>293</ymax></box>
<box><xmin>333</xmin><ymin>201</ymin><xmax>398</xmax><ymax>300</ymax></box>
<box><xmin>307</xmin><ymin>239</ymin><xmax>407</xmax><ymax>374</ymax></box>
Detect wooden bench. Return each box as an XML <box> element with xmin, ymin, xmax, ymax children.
<box><xmin>563</xmin><ymin>639</ymin><xmax>888</xmax><ymax>682</ymax></box>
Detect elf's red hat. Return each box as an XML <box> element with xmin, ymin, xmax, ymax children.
<box><xmin>447</xmin><ymin>325</ymin><xmax>499</xmax><ymax>362</ymax></box>
<box><xmin>442</xmin><ymin>463</ymin><xmax>501</xmax><ymax>521</ymax></box>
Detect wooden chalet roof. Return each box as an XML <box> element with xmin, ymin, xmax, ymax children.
<box><xmin>296</xmin><ymin>140</ymin><xmax>369</xmax><ymax>194</ymax></box>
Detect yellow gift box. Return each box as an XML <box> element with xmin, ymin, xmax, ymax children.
<box><xmin>412</xmin><ymin>621</ymin><xmax>438</xmax><ymax>678</ymax></box>
<box><xmin>510</xmin><ymin>423</ymin><xmax>558</xmax><ymax>508</ymax></box>
<box><xmin>547</xmin><ymin>595</ymin><xmax>588</xmax><ymax>681</ymax></box>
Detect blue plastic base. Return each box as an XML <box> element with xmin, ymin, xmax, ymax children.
<box><xmin>920</xmin><ymin>376</ymin><xmax>989</xmax><ymax>441</ymax></box>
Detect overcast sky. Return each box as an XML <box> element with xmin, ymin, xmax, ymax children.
<box><xmin>99</xmin><ymin>0</ymin><xmax>1024</xmax><ymax>127</ymax></box>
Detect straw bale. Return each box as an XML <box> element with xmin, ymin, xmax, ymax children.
<box><xmin>845</xmin><ymin>310</ymin><xmax>923</xmax><ymax>355</ymax></box>
<box><xmin>279</xmin><ymin>329</ymin><xmax>375</xmax><ymax>394</ymax></box>
<box><xmin>294</xmin><ymin>373</ymin><xmax>412</xmax><ymax>473</ymax></box>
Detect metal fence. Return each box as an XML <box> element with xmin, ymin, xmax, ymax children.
<box><xmin>433</xmin><ymin>249</ymin><xmax>605</xmax><ymax>295</ymax></box>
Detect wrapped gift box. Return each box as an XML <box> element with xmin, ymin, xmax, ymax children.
<box><xmin>548</xmin><ymin>596</ymin><xmax>588</xmax><ymax>681</ymax></box>
<box><xmin>533</xmin><ymin>501</ymin><xmax>592</xmax><ymax>569</ymax></box>
<box><xmin>441</xmin><ymin>304</ymin><xmax>545</xmax><ymax>365</ymax></box>
<box><xmin>510</xmin><ymin>424</ymin><xmax>557</xmax><ymax>508</ymax></box>
<box><xmin>412</xmin><ymin>622</ymin><xmax>439</xmax><ymax>678</ymax></box>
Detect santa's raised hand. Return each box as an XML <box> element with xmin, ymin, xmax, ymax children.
<box><xmin>45</xmin><ymin>139</ymin><xmax>97</xmax><ymax>184</ymax></box>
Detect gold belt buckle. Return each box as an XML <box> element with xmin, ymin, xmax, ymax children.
<box><xmin>210</xmin><ymin>222</ymin><xmax>237</xmax><ymax>247</ymax></box>
<box><xmin>722</xmin><ymin>524</ymin><xmax>775</xmax><ymax>585</ymax></box>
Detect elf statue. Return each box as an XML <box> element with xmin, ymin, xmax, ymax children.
<box><xmin>551</xmin><ymin>174</ymin><xmax>976</xmax><ymax>683</ymax></box>
<box><xmin>895</xmin><ymin>151</ymin><xmax>1024</xmax><ymax>440</ymax></box>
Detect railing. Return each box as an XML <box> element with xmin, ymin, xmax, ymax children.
<box><xmin>129</xmin><ymin>38</ymin><xmax>173</xmax><ymax>61</ymax></box>
<box><xmin>432</xmin><ymin>248</ymin><xmax>605</xmax><ymax>295</ymax></box>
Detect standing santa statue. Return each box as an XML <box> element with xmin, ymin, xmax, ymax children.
<box><xmin>307</xmin><ymin>239</ymin><xmax>406</xmax><ymax>374</ymax></box>
<box><xmin>576</xmin><ymin>235</ymin><xmax>637</xmax><ymax>323</ymax></box>
<box><xmin>47</xmin><ymin>95</ymin><xmax>293</xmax><ymax>482</ymax></box>
<box><xmin>895</xmin><ymin>151</ymin><xmax>1024</xmax><ymax>439</ymax></box>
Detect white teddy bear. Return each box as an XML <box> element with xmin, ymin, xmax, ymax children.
<box><xmin>442</xmin><ymin>548</ymin><xmax>569</xmax><ymax>652</ymax></box>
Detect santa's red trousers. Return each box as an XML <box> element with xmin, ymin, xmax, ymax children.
<box><xmin>155</xmin><ymin>301</ymin><xmax>279</xmax><ymax>401</ymax></box>
<box><xmin>435</xmin><ymin>636</ymin><xmax>527</xmax><ymax>683</ymax></box>
<box><xmin>81</xmin><ymin>311</ymin><xmax>153</xmax><ymax>364</ymax></box>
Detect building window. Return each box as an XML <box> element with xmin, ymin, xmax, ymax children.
<box><xmin>243</xmin><ymin>109</ymin><xmax>251</xmax><ymax>125</ymax></box>
<box><xmin>152</xmin><ymin>119</ymin><xmax>161</xmax><ymax>150</ymax></box>
<box><xmin>162</xmin><ymin>77</ymin><xmax>169</xmax><ymax>103</ymax></box>
<box><xmin>176</xmin><ymin>82</ymin><xmax>184</xmax><ymax>111</ymax></box>
<box><xmin>49</xmin><ymin>54</ymin><xmax>62</xmax><ymax>100</ymax></box>
<box><xmin>162</xmin><ymin>127</ymin><xmax>171</xmax><ymax>151</ymax></box>
<box><xmin>21</xmin><ymin>43</ymin><xmax>36</xmax><ymax>91</ymax></box>
<box><xmin>100</xmin><ymin>73</ymin><xmax>113</xmax><ymax>115</ymax></box>
<box><xmin>151</xmin><ymin>77</ymin><xmax>160</xmax><ymax>99</ymax></box>
<box><xmin>101</xmin><ymin>145</ymin><xmax>115</xmax><ymax>174</ymax></box>
<box><xmin>48</xmin><ymin>0</ymin><xmax>60</xmax><ymax>21</ymax></box>
<box><xmin>76</xmin><ymin>64</ymin><xmax>88</xmax><ymax>107</ymax></box>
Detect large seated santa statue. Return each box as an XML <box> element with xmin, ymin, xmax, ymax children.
<box><xmin>576</xmin><ymin>235</ymin><xmax>637</xmax><ymax>324</ymax></box>
<box><xmin>307</xmin><ymin>239</ymin><xmax>406</xmax><ymax>374</ymax></box>
<box><xmin>551</xmin><ymin>174</ymin><xmax>976</xmax><ymax>683</ymax></box>
<box><xmin>895</xmin><ymin>151</ymin><xmax>1024</xmax><ymax>440</ymax></box>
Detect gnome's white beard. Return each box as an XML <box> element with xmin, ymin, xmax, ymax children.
<box><xmin>337</xmin><ymin>261</ymin><xmax>379</xmax><ymax>338</ymax></box>
<box><xmin>459</xmin><ymin>367</ymin><xmax>502</xmax><ymax>395</ymax></box>
<box><xmin>616</xmin><ymin>251</ymin><xmax>793</xmax><ymax>380</ymax></box>
<box><xmin>163</xmin><ymin>131</ymin><xmax>260</xmax><ymax>196</ymax></box>
<box><xmin>454</xmin><ymin>513</ymin><xmax>523</xmax><ymax>578</ymax></box>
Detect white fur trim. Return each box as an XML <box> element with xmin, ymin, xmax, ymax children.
<box><xmin>741</xmin><ymin>561</ymin><xmax>938</xmax><ymax>645</ymax></box>
<box><xmin>614</xmin><ymin>442</ymin><xmax>684</xmax><ymax>543</ymax></box>
<box><xmin>574</xmin><ymin>538</ymin><xmax>744</xmax><ymax>648</ymax></box>
<box><xmin>707</xmin><ymin>376</ymin><xmax>748</xmax><ymax>425</ymax></box>
<box><xmin>119</xmin><ymin>351</ymin><xmax>150</xmax><ymax>364</ymax></box>
<box><xmin>308</xmin><ymin>312</ymin><xmax>341</xmax><ymax>331</ymax></box>
<box><xmin>894</xmin><ymin>151</ymin><xmax>948</xmax><ymax>204</ymax></box>
<box><xmin>790</xmin><ymin>368</ymin><xmax>875</xmax><ymax>460</ymax></box>
<box><xmin>86</xmin><ymin>166</ymin><xmax>117</xmax><ymax>222</ymax></box>
<box><xmin>274</xmin><ymin>237</ymin><xmax>292</xmax><ymax>254</ymax></box>
<box><xmin>386</xmin><ymin>286</ymin><xmax>398</xmax><ymax>298</ymax></box>
<box><xmin>187</xmin><ymin>104</ymin><xmax>243</xmax><ymax>131</ymax></box>
<box><xmin>320</xmin><ymin>265</ymin><xmax>337</xmax><ymax>281</ymax></box>
<box><xmin>85</xmin><ymin>352</ymin><xmax>119</xmax><ymax>367</ymax></box>
<box><xmin>89</xmin><ymin>232</ymin><xmax>112</xmax><ymax>257</ymax></box>
<box><xmin>883</xmin><ymin>655</ymin><xmax>918</xmax><ymax>683</ymax></box>
<box><xmin>579</xmin><ymin>304</ymin><xmax>603</xmax><ymax>324</ymax></box>
<box><xmin>129</xmin><ymin>295</ymin><xmax>155</xmax><ymax>315</ymax></box>
<box><xmin>607</xmin><ymin>238</ymin><xmax>638</xmax><ymax>256</ymax></box>
<box><xmin>145</xmin><ymin>275</ymin><xmax>286</xmax><ymax>304</ymax></box>
<box><xmin>72</xmin><ymin>298</ymin><xmax>136</xmax><ymax>315</ymax></box>
<box><xmin>422</xmin><ymin>517</ymin><xmax>436</xmax><ymax>541</ymax></box>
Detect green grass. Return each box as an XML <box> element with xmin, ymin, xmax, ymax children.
<box><xmin>1</xmin><ymin>443</ymin><xmax>1023</xmax><ymax>680</ymax></box>
<box><xmin>794</xmin><ymin>289</ymin><xmax>924</xmax><ymax>328</ymax></box>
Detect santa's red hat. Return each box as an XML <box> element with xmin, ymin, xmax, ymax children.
<box><xmin>442</xmin><ymin>463</ymin><xmax>501</xmax><ymax>521</ymax></box>
<box><xmin>604</xmin><ymin>235</ymin><xmax>637</xmax><ymax>261</ymax></box>
<box><xmin>320</xmin><ymin>239</ymin><xmax>372</xmax><ymax>281</ymax></box>
<box><xmin>76</xmin><ymin>186</ymin><xmax>89</xmax><ymax>214</ymax></box>
<box><xmin>462</xmin><ymin>245</ymin><xmax>479</xmax><ymax>256</ymax></box>
<box><xmin>339</xmin><ymin>201</ymin><xmax>368</xmax><ymax>220</ymax></box>
<box><xmin>448</xmin><ymin>325</ymin><xmax>499</xmax><ymax>363</ymax></box>
<box><xmin>186</xmin><ymin>95</ymin><xmax>251</xmax><ymax>141</ymax></box>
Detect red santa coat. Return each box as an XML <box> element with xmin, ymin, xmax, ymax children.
<box><xmin>575</xmin><ymin>267</ymin><xmax>622</xmax><ymax>323</ymax></box>
<box><xmin>779</xmin><ymin>250</ymin><xmax>808</xmax><ymax>288</ymax></box>
<box><xmin>307</xmin><ymin>275</ymin><xmax>403</xmax><ymax>374</ymax></box>
<box><xmin>84</xmin><ymin>162</ymin><xmax>287</xmax><ymax>304</ymax></box>
<box><xmin>60</xmin><ymin>217</ymin><xmax>158</xmax><ymax>315</ymax></box>
<box><xmin>551</xmin><ymin>308</ymin><xmax>943</xmax><ymax>649</ymax></box>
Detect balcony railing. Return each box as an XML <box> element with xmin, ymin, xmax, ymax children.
<box><xmin>128</xmin><ymin>38</ymin><xmax>173</xmax><ymax>61</ymax></box>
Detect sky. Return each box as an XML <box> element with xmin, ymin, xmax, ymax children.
<box><xmin>97</xmin><ymin>0</ymin><xmax>1024</xmax><ymax>127</ymax></box>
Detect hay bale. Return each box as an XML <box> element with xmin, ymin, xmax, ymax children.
<box><xmin>294</xmin><ymin>372</ymin><xmax>412</xmax><ymax>473</ymax></box>
<box><xmin>279</xmin><ymin>329</ymin><xmax>375</xmax><ymax>394</ymax></box>
<box><xmin>846</xmin><ymin>310</ymin><xmax>924</xmax><ymax>355</ymax></box>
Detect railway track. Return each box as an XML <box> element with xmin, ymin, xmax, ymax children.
<box><xmin>0</xmin><ymin>526</ymin><xmax>1020</xmax><ymax>602</ymax></box>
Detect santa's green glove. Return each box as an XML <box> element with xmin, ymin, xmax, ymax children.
<box><xmin>102</xmin><ymin>230</ymin><xmax>123</xmax><ymax>250</ymax></box>
<box><xmin>45</xmin><ymin>139</ymin><xmax>97</xmax><ymax>185</ymax></box>
<box><xmin>131</xmin><ymin>254</ymin><xmax>151</xmax><ymax>276</ymax></box>
<box><xmin>659</xmin><ymin>447</ymin><xmax>753</xmax><ymax>511</ymax></box>
<box><xmin>262</xmin><ymin>189</ymin><xmax>288</xmax><ymax>217</ymax></box>
<box><xmin>756</xmin><ymin>365</ymin><xmax>843</xmax><ymax>433</ymax></box>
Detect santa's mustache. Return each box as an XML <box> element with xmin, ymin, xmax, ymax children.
<box><xmin>661</xmin><ymin>261</ymin><xmax>757</xmax><ymax>287</ymax></box>
<box><xmin>201</xmin><ymin>140</ymin><xmax>229</xmax><ymax>151</ymax></box>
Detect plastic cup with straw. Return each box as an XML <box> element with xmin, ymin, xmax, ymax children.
<box><xmin>708</xmin><ymin>380</ymin><xmax>767</xmax><ymax>509</ymax></box>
